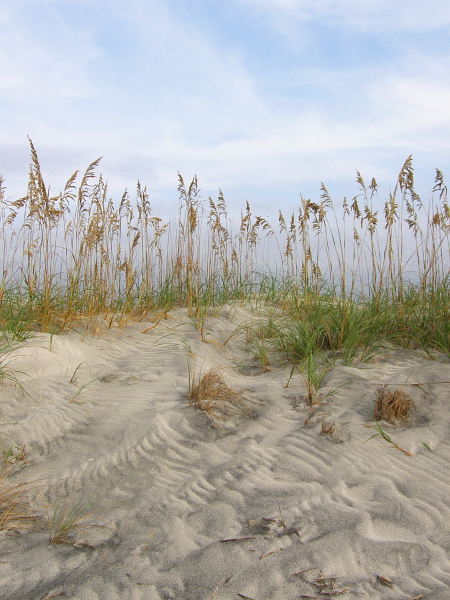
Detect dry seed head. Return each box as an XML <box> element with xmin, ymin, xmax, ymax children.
<box><xmin>356</xmin><ymin>171</ymin><xmax>365</xmax><ymax>191</ymax></box>
<box><xmin>398</xmin><ymin>154</ymin><xmax>414</xmax><ymax>194</ymax></box>
<box><xmin>217</xmin><ymin>188</ymin><xmax>226</xmax><ymax>213</ymax></box>
<box><xmin>384</xmin><ymin>196</ymin><xmax>399</xmax><ymax>227</ymax></box>
<box><xmin>351</xmin><ymin>197</ymin><xmax>361</xmax><ymax>219</ymax></box>
<box><xmin>188</xmin><ymin>204</ymin><xmax>198</xmax><ymax>233</ymax></box>
<box><xmin>369</xmin><ymin>177</ymin><xmax>378</xmax><ymax>196</ymax></box>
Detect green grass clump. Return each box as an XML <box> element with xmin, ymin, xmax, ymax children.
<box><xmin>0</xmin><ymin>140</ymin><xmax>449</xmax><ymax>360</ymax></box>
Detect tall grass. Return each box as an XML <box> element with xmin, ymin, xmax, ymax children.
<box><xmin>1</xmin><ymin>140</ymin><xmax>449</xmax><ymax>356</ymax></box>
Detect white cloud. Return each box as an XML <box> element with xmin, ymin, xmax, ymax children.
<box><xmin>1</xmin><ymin>0</ymin><xmax>449</xmax><ymax>214</ymax></box>
<box><xmin>240</xmin><ymin>0</ymin><xmax>450</xmax><ymax>32</ymax></box>
<box><xmin>0</xmin><ymin>5</ymin><xmax>99</xmax><ymax>100</ymax></box>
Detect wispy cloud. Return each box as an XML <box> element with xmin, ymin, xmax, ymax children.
<box><xmin>1</xmin><ymin>0</ymin><xmax>449</xmax><ymax>213</ymax></box>
<box><xmin>241</xmin><ymin>0</ymin><xmax>450</xmax><ymax>32</ymax></box>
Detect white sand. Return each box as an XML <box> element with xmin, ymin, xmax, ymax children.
<box><xmin>1</xmin><ymin>304</ymin><xmax>449</xmax><ymax>600</ymax></box>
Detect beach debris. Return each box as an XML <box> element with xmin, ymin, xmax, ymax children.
<box><xmin>220</xmin><ymin>536</ymin><xmax>257</xmax><ymax>542</ymax></box>
<box><xmin>208</xmin><ymin>573</ymin><xmax>231</xmax><ymax>599</ymax></box>
<box><xmin>259</xmin><ymin>547</ymin><xmax>283</xmax><ymax>559</ymax></box>
<box><xmin>247</xmin><ymin>517</ymin><xmax>281</xmax><ymax>535</ymax></box>
<box><xmin>291</xmin><ymin>567</ymin><xmax>317</xmax><ymax>576</ymax></box>
<box><xmin>298</xmin><ymin>571</ymin><xmax>350</xmax><ymax>597</ymax></box>
<box><xmin>37</xmin><ymin>593</ymin><xmax>66</xmax><ymax>600</ymax></box>
<box><xmin>377</xmin><ymin>574</ymin><xmax>393</xmax><ymax>587</ymax></box>
<box><xmin>246</xmin><ymin>515</ymin><xmax>299</xmax><ymax>537</ymax></box>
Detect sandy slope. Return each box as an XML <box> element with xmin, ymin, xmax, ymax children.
<box><xmin>1</xmin><ymin>304</ymin><xmax>449</xmax><ymax>600</ymax></box>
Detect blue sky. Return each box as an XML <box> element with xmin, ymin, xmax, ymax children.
<box><xmin>1</xmin><ymin>0</ymin><xmax>449</xmax><ymax>219</ymax></box>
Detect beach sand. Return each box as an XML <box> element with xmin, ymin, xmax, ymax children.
<box><xmin>1</xmin><ymin>304</ymin><xmax>449</xmax><ymax>600</ymax></box>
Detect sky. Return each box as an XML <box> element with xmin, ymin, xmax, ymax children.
<box><xmin>1</xmin><ymin>0</ymin><xmax>450</xmax><ymax>220</ymax></box>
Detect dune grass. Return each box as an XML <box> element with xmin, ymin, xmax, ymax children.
<box><xmin>0</xmin><ymin>139</ymin><xmax>449</xmax><ymax>363</ymax></box>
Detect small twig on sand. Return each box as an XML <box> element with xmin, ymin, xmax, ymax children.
<box><xmin>209</xmin><ymin>574</ymin><xmax>230</xmax><ymax>599</ymax></box>
<box><xmin>220</xmin><ymin>536</ymin><xmax>257</xmax><ymax>542</ymax></box>
<box><xmin>377</xmin><ymin>575</ymin><xmax>393</xmax><ymax>587</ymax></box>
<box><xmin>259</xmin><ymin>547</ymin><xmax>283</xmax><ymax>559</ymax></box>
<box><xmin>291</xmin><ymin>566</ymin><xmax>317</xmax><ymax>576</ymax></box>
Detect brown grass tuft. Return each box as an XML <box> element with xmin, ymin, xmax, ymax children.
<box><xmin>188</xmin><ymin>368</ymin><xmax>250</xmax><ymax>425</ymax></box>
<box><xmin>373</xmin><ymin>386</ymin><xmax>415</xmax><ymax>424</ymax></box>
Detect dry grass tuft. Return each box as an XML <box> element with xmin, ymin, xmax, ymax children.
<box><xmin>0</xmin><ymin>464</ymin><xmax>38</xmax><ymax>532</ymax></box>
<box><xmin>188</xmin><ymin>368</ymin><xmax>250</xmax><ymax>425</ymax></box>
<box><xmin>320</xmin><ymin>419</ymin><xmax>339</xmax><ymax>440</ymax></box>
<box><xmin>373</xmin><ymin>386</ymin><xmax>415</xmax><ymax>424</ymax></box>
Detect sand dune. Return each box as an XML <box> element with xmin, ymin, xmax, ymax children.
<box><xmin>1</xmin><ymin>305</ymin><xmax>449</xmax><ymax>600</ymax></box>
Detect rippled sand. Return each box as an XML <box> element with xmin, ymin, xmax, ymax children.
<box><xmin>1</xmin><ymin>305</ymin><xmax>449</xmax><ymax>599</ymax></box>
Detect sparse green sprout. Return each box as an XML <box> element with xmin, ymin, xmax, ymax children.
<box><xmin>366</xmin><ymin>421</ymin><xmax>413</xmax><ymax>456</ymax></box>
<box><xmin>4</xmin><ymin>445</ymin><xmax>26</xmax><ymax>465</ymax></box>
<box><xmin>69</xmin><ymin>362</ymin><xmax>96</xmax><ymax>402</ymax></box>
<box><xmin>45</xmin><ymin>497</ymin><xmax>117</xmax><ymax>545</ymax></box>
